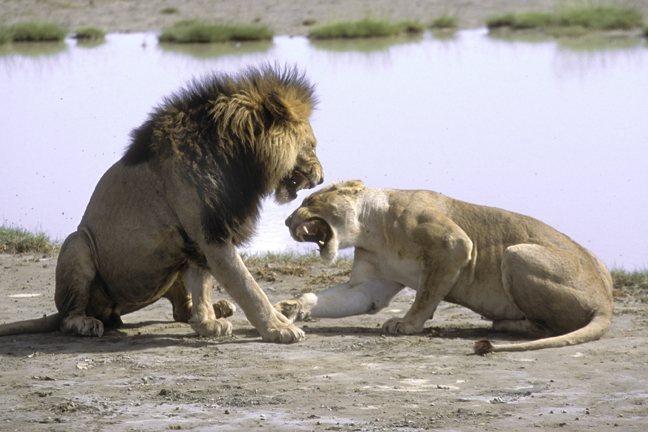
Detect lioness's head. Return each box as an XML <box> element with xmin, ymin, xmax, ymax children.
<box><xmin>285</xmin><ymin>180</ymin><xmax>365</xmax><ymax>263</ymax></box>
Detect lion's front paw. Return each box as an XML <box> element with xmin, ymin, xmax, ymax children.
<box><xmin>382</xmin><ymin>318</ymin><xmax>423</xmax><ymax>335</ymax></box>
<box><xmin>261</xmin><ymin>323</ymin><xmax>305</xmax><ymax>343</ymax></box>
<box><xmin>190</xmin><ymin>318</ymin><xmax>233</xmax><ymax>337</ymax></box>
<box><xmin>273</xmin><ymin>299</ymin><xmax>309</xmax><ymax>323</ymax></box>
<box><xmin>213</xmin><ymin>299</ymin><xmax>236</xmax><ymax>319</ymax></box>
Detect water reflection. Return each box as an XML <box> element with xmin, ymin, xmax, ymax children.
<box><xmin>0</xmin><ymin>41</ymin><xmax>67</xmax><ymax>57</ymax></box>
<box><xmin>159</xmin><ymin>39</ymin><xmax>273</xmax><ymax>59</ymax></box>
<box><xmin>1</xmin><ymin>30</ymin><xmax>646</xmax><ymax>270</ymax></box>
<box><xmin>75</xmin><ymin>39</ymin><xmax>107</xmax><ymax>49</ymax></box>
<box><xmin>310</xmin><ymin>33</ymin><xmax>423</xmax><ymax>54</ymax></box>
<box><xmin>430</xmin><ymin>29</ymin><xmax>458</xmax><ymax>41</ymax></box>
<box><xmin>488</xmin><ymin>30</ymin><xmax>645</xmax><ymax>52</ymax></box>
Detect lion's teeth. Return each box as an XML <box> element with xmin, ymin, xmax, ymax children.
<box><xmin>299</xmin><ymin>234</ymin><xmax>305</xmax><ymax>242</ymax></box>
<box><xmin>318</xmin><ymin>241</ymin><xmax>325</xmax><ymax>246</ymax></box>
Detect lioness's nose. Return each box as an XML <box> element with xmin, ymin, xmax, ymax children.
<box><xmin>285</xmin><ymin>214</ymin><xmax>293</xmax><ymax>227</ymax></box>
<box><xmin>317</xmin><ymin>174</ymin><xmax>324</xmax><ymax>185</ymax></box>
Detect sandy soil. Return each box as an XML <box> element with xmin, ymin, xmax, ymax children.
<box><xmin>1</xmin><ymin>0</ymin><xmax>647</xmax><ymax>35</ymax></box>
<box><xmin>1</xmin><ymin>251</ymin><xmax>647</xmax><ymax>431</ymax></box>
<box><xmin>2</xmin><ymin>0</ymin><xmax>648</xmax><ymax>431</ymax></box>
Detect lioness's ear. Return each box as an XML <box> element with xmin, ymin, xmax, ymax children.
<box><xmin>343</xmin><ymin>180</ymin><xmax>365</xmax><ymax>194</ymax></box>
<box><xmin>265</xmin><ymin>92</ymin><xmax>312</xmax><ymax>123</ymax></box>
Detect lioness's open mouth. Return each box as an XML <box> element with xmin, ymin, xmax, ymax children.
<box><xmin>294</xmin><ymin>218</ymin><xmax>331</xmax><ymax>248</ymax></box>
<box><xmin>284</xmin><ymin>170</ymin><xmax>312</xmax><ymax>200</ymax></box>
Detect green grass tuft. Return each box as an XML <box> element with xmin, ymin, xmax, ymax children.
<box><xmin>555</xmin><ymin>5</ymin><xmax>643</xmax><ymax>30</ymax></box>
<box><xmin>398</xmin><ymin>20</ymin><xmax>425</xmax><ymax>33</ymax></box>
<box><xmin>160</xmin><ymin>7</ymin><xmax>180</xmax><ymax>15</ymax></box>
<box><xmin>0</xmin><ymin>26</ymin><xmax>12</xmax><ymax>44</ymax></box>
<box><xmin>431</xmin><ymin>15</ymin><xmax>458</xmax><ymax>29</ymax></box>
<box><xmin>308</xmin><ymin>18</ymin><xmax>404</xmax><ymax>39</ymax></box>
<box><xmin>159</xmin><ymin>21</ymin><xmax>273</xmax><ymax>43</ymax></box>
<box><xmin>612</xmin><ymin>268</ymin><xmax>648</xmax><ymax>303</ymax></box>
<box><xmin>242</xmin><ymin>251</ymin><xmax>352</xmax><ymax>269</ymax></box>
<box><xmin>487</xmin><ymin>5</ymin><xmax>643</xmax><ymax>32</ymax></box>
<box><xmin>611</xmin><ymin>269</ymin><xmax>648</xmax><ymax>289</ymax></box>
<box><xmin>74</xmin><ymin>27</ymin><xmax>106</xmax><ymax>40</ymax></box>
<box><xmin>10</xmin><ymin>22</ymin><xmax>68</xmax><ymax>42</ymax></box>
<box><xmin>0</xmin><ymin>226</ymin><xmax>56</xmax><ymax>254</ymax></box>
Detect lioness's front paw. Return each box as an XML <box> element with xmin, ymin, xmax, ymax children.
<box><xmin>273</xmin><ymin>299</ymin><xmax>308</xmax><ymax>323</ymax></box>
<box><xmin>190</xmin><ymin>318</ymin><xmax>233</xmax><ymax>337</ymax></box>
<box><xmin>261</xmin><ymin>323</ymin><xmax>305</xmax><ymax>343</ymax></box>
<box><xmin>382</xmin><ymin>318</ymin><xmax>422</xmax><ymax>335</ymax></box>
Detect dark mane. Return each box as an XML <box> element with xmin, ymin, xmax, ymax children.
<box><xmin>119</xmin><ymin>64</ymin><xmax>317</xmax><ymax>245</ymax></box>
<box><xmin>121</xmin><ymin>65</ymin><xmax>316</xmax><ymax>166</ymax></box>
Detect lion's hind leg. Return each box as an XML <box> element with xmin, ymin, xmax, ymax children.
<box><xmin>55</xmin><ymin>231</ymin><xmax>104</xmax><ymax>337</ymax></box>
<box><xmin>184</xmin><ymin>266</ymin><xmax>233</xmax><ymax>337</ymax></box>
<box><xmin>164</xmin><ymin>276</ymin><xmax>237</xmax><ymax>323</ymax></box>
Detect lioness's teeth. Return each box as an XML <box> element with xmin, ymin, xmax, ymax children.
<box><xmin>318</xmin><ymin>241</ymin><xmax>325</xmax><ymax>246</ymax></box>
<box><xmin>299</xmin><ymin>234</ymin><xmax>305</xmax><ymax>242</ymax></box>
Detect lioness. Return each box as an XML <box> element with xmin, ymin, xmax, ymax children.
<box><xmin>0</xmin><ymin>65</ymin><xmax>323</xmax><ymax>343</ymax></box>
<box><xmin>275</xmin><ymin>180</ymin><xmax>613</xmax><ymax>353</ymax></box>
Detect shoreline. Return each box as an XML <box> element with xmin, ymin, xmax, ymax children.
<box><xmin>1</xmin><ymin>0</ymin><xmax>647</xmax><ymax>36</ymax></box>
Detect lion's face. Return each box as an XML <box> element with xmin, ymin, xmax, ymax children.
<box><xmin>285</xmin><ymin>180</ymin><xmax>364</xmax><ymax>262</ymax></box>
<box><xmin>274</xmin><ymin>123</ymin><xmax>323</xmax><ymax>204</ymax></box>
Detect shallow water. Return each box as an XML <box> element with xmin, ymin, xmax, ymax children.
<box><xmin>1</xmin><ymin>30</ymin><xmax>646</xmax><ymax>270</ymax></box>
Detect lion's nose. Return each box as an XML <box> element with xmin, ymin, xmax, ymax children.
<box><xmin>285</xmin><ymin>214</ymin><xmax>293</xmax><ymax>227</ymax></box>
<box><xmin>317</xmin><ymin>175</ymin><xmax>324</xmax><ymax>185</ymax></box>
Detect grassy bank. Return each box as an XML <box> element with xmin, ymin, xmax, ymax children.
<box><xmin>0</xmin><ymin>22</ymin><xmax>67</xmax><ymax>43</ymax></box>
<box><xmin>0</xmin><ymin>226</ymin><xmax>57</xmax><ymax>254</ymax></box>
<box><xmin>487</xmin><ymin>5</ymin><xmax>644</xmax><ymax>34</ymax></box>
<box><xmin>159</xmin><ymin>21</ymin><xmax>273</xmax><ymax>43</ymax></box>
<box><xmin>308</xmin><ymin>16</ymin><xmax>457</xmax><ymax>39</ymax></box>
<box><xmin>73</xmin><ymin>27</ymin><xmax>106</xmax><ymax>41</ymax></box>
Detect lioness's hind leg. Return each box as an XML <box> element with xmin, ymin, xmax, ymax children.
<box><xmin>55</xmin><ymin>231</ymin><xmax>104</xmax><ymax>336</ymax></box>
<box><xmin>184</xmin><ymin>266</ymin><xmax>233</xmax><ymax>337</ymax></box>
<box><xmin>500</xmin><ymin>244</ymin><xmax>603</xmax><ymax>336</ymax></box>
<box><xmin>164</xmin><ymin>277</ymin><xmax>236</xmax><ymax>323</ymax></box>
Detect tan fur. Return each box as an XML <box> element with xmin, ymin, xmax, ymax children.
<box><xmin>275</xmin><ymin>180</ymin><xmax>613</xmax><ymax>353</ymax></box>
<box><xmin>0</xmin><ymin>65</ymin><xmax>323</xmax><ymax>343</ymax></box>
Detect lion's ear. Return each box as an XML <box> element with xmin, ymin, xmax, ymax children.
<box><xmin>264</xmin><ymin>92</ymin><xmax>312</xmax><ymax>123</ymax></box>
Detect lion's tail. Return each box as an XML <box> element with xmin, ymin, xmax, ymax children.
<box><xmin>0</xmin><ymin>313</ymin><xmax>61</xmax><ymax>336</ymax></box>
<box><xmin>473</xmin><ymin>312</ymin><xmax>612</xmax><ymax>354</ymax></box>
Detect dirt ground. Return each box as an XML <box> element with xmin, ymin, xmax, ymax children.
<box><xmin>1</xmin><ymin>252</ymin><xmax>647</xmax><ymax>431</ymax></box>
<box><xmin>1</xmin><ymin>0</ymin><xmax>648</xmax><ymax>35</ymax></box>
<box><xmin>2</xmin><ymin>0</ymin><xmax>648</xmax><ymax>430</ymax></box>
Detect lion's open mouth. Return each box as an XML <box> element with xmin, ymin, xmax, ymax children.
<box><xmin>284</xmin><ymin>170</ymin><xmax>312</xmax><ymax>200</ymax></box>
<box><xmin>294</xmin><ymin>218</ymin><xmax>332</xmax><ymax>248</ymax></box>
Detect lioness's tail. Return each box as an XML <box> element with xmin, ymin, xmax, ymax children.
<box><xmin>0</xmin><ymin>313</ymin><xmax>61</xmax><ymax>336</ymax></box>
<box><xmin>473</xmin><ymin>312</ymin><xmax>612</xmax><ymax>354</ymax></box>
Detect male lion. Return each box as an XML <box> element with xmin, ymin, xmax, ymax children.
<box><xmin>274</xmin><ymin>180</ymin><xmax>613</xmax><ymax>353</ymax></box>
<box><xmin>0</xmin><ymin>65</ymin><xmax>323</xmax><ymax>343</ymax></box>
